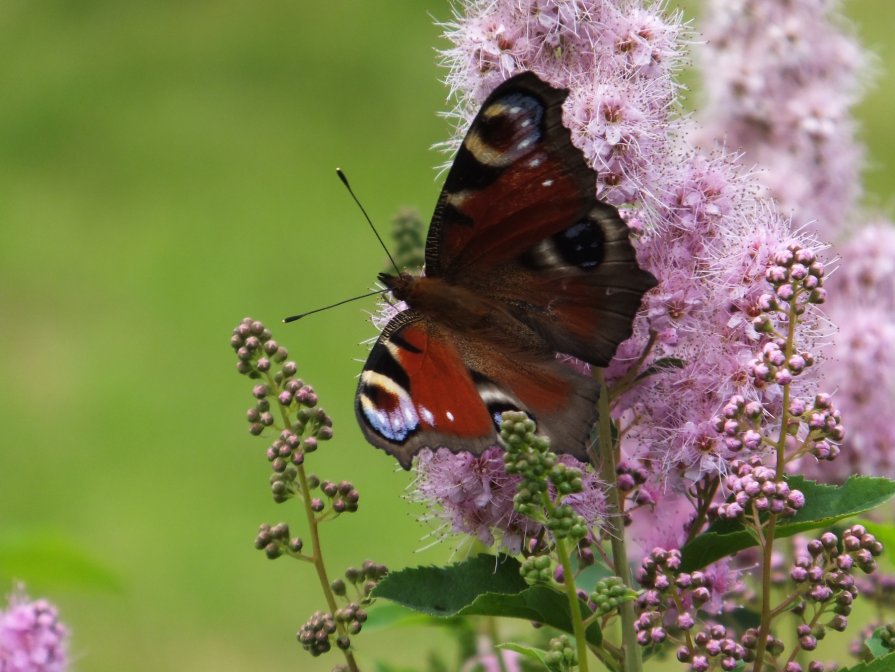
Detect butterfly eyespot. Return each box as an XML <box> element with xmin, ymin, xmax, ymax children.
<box><xmin>555</xmin><ymin>219</ymin><xmax>605</xmax><ymax>270</ymax></box>
<box><xmin>358</xmin><ymin>370</ymin><xmax>420</xmax><ymax>442</ymax></box>
<box><xmin>462</xmin><ymin>93</ymin><xmax>545</xmax><ymax>168</ymax></box>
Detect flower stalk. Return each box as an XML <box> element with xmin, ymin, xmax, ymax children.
<box><xmin>594</xmin><ymin>368</ymin><xmax>641</xmax><ymax>672</ymax></box>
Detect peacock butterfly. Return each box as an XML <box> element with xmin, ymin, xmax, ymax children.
<box><xmin>356</xmin><ymin>72</ymin><xmax>657</xmax><ymax>469</ymax></box>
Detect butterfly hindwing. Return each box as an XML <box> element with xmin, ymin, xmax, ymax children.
<box><xmin>356</xmin><ymin>312</ymin><xmax>598</xmax><ymax>468</ymax></box>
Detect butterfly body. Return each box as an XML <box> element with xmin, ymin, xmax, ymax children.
<box><xmin>379</xmin><ymin>272</ymin><xmax>538</xmax><ymax>350</ymax></box>
<box><xmin>357</xmin><ymin>73</ymin><xmax>657</xmax><ymax>469</ymax></box>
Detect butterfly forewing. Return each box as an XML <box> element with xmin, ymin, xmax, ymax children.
<box><xmin>426</xmin><ymin>72</ymin><xmax>595</xmax><ymax>277</ymax></box>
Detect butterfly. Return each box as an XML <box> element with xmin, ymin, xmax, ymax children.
<box><xmin>356</xmin><ymin>72</ymin><xmax>657</xmax><ymax>469</ymax></box>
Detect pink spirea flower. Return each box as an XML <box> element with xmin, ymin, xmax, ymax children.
<box><xmin>412</xmin><ymin>0</ymin><xmax>832</xmax><ymax>552</ymax></box>
<box><xmin>0</xmin><ymin>587</ymin><xmax>69</xmax><ymax>672</ymax></box>
<box><xmin>460</xmin><ymin>637</ymin><xmax>522</xmax><ymax>672</ymax></box>
<box><xmin>697</xmin><ymin>0</ymin><xmax>895</xmax><ymax>482</ymax></box>
<box><xmin>413</xmin><ymin>447</ymin><xmax>606</xmax><ymax>553</ymax></box>
<box><xmin>698</xmin><ymin>0</ymin><xmax>868</xmax><ymax>234</ymax></box>
<box><xmin>801</xmin><ymin>225</ymin><xmax>895</xmax><ymax>481</ymax></box>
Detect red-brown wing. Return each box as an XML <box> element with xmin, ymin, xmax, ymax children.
<box><xmin>356</xmin><ymin>311</ymin><xmax>599</xmax><ymax>469</ymax></box>
<box><xmin>426</xmin><ymin>72</ymin><xmax>594</xmax><ymax>278</ymax></box>
<box><xmin>425</xmin><ymin>72</ymin><xmax>656</xmax><ymax>367</ymax></box>
<box><xmin>472</xmin><ymin>201</ymin><xmax>657</xmax><ymax>366</ymax></box>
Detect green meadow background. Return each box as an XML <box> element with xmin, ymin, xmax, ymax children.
<box><xmin>1</xmin><ymin>2</ymin><xmax>893</xmax><ymax>670</ymax></box>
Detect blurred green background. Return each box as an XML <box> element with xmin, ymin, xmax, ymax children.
<box><xmin>1</xmin><ymin>2</ymin><xmax>893</xmax><ymax>670</ymax></box>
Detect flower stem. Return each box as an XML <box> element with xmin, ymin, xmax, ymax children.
<box><xmin>751</xmin><ymin>293</ymin><xmax>800</xmax><ymax>672</ymax></box>
<box><xmin>267</xmin><ymin>373</ymin><xmax>360</xmax><ymax>672</ymax></box>
<box><xmin>593</xmin><ymin>368</ymin><xmax>642</xmax><ymax>672</ymax></box>
<box><xmin>554</xmin><ymin>532</ymin><xmax>591</xmax><ymax>672</ymax></box>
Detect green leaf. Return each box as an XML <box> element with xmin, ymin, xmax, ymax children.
<box><xmin>373</xmin><ymin>554</ymin><xmax>601</xmax><ymax>646</ymax></box>
<box><xmin>838</xmin><ymin>650</ymin><xmax>895</xmax><ymax>672</ymax></box>
<box><xmin>362</xmin><ymin>603</ymin><xmax>455</xmax><ymax>632</ymax></box>
<box><xmin>681</xmin><ymin>476</ymin><xmax>895</xmax><ymax>571</ymax></box>
<box><xmin>462</xmin><ymin>584</ymin><xmax>602</xmax><ymax>646</ymax></box>
<box><xmin>864</xmin><ymin>626</ymin><xmax>894</xmax><ymax>660</ymax></box>
<box><xmin>372</xmin><ymin>554</ymin><xmax>528</xmax><ymax>615</ymax></box>
<box><xmin>499</xmin><ymin>642</ymin><xmax>550</xmax><ymax>665</ymax></box>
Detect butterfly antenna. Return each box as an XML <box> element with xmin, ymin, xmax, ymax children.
<box><xmin>283</xmin><ymin>289</ymin><xmax>382</xmax><ymax>324</ymax></box>
<box><xmin>336</xmin><ymin>168</ymin><xmax>401</xmax><ymax>275</ymax></box>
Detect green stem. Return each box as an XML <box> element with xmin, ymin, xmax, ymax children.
<box><xmin>266</xmin><ymin>373</ymin><xmax>360</xmax><ymax>672</ymax></box>
<box><xmin>483</xmin><ymin>617</ymin><xmax>509</xmax><ymax>672</ymax></box>
<box><xmin>686</xmin><ymin>476</ymin><xmax>720</xmax><ymax>544</ymax></box>
<box><xmin>750</xmin><ymin>512</ymin><xmax>778</xmax><ymax>672</ymax></box>
<box><xmin>593</xmin><ymin>368</ymin><xmax>642</xmax><ymax>672</ymax></box>
<box><xmin>554</xmin><ymin>532</ymin><xmax>591</xmax><ymax>672</ymax></box>
<box><xmin>751</xmin><ymin>292</ymin><xmax>800</xmax><ymax>672</ymax></box>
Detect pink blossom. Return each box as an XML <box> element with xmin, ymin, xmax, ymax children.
<box><xmin>697</xmin><ymin>0</ymin><xmax>895</xmax><ymax>482</ymax></box>
<box><xmin>698</xmin><ymin>0</ymin><xmax>868</xmax><ymax>233</ymax></box>
<box><xmin>460</xmin><ymin>636</ymin><xmax>522</xmax><ymax>672</ymax></box>
<box><xmin>412</xmin><ymin>447</ymin><xmax>606</xmax><ymax>552</ymax></box>
<box><xmin>0</xmin><ymin>586</ymin><xmax>68</xmax><ymax>672</ymax></box>
<box><xmin>409</xmin><ymin>0</ymin><xmax>836</xmax><ymax>554</ymax></box>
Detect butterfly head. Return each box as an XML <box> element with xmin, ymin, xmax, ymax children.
<box><xmin>378</xmin><ymin>272</ymin><xmax>415</xmax><ymax>304</ymax></box>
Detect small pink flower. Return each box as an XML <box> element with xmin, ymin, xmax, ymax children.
<box><xmin>0</xmin><ymin>586</ymin><xmax>69</xmax><ymax>672</ymax></box>
<box><xmin>460</xmin><ymin>636</ymin><xmax>522</xmax><ymax>672</ymax></box>
<box><xmin>413</xmin><ymin>447</ymin><xmax>606</xmax><ymax>552</ymax></box>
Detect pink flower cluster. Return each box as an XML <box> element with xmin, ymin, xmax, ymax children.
<box><xmin>412</xmin><ymin>0</ymin><xmax>839</xmax><ymax>553</ymax></box>
<box><xmin>699</xmin><ymin>0</ymin><xmax>895</xmax><ymax>483</ymax></box>
<box><xmin>811</xmin><ymin>224</ymin><xmax>895</xmax><ymax>481</ymax></box>
<box><xmin>408</xmin><ymin>0</ymin><xmax>892</xmax><ymax>562</ymax></box>
<box><xmin>698</xmin><ymin>0</ymin><xmax>868</xmax><ymax>233</ymax></box>
<box><xmin>412</xmin><ymin>446</ymin><xmax>606</xmax><ymax>552</ymax></box>
<box><xmin>0</xmin><ymin>587</ymin><xmax>68</xmax><ymax>672</ymax></box>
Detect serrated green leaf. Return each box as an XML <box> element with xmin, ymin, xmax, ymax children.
<box><xmin>838</xmin><ymin>650</ymin><xmax>895</xmax><ymax>672</ymax></box>
<box><xmin>681</xmin><ymin>476</ymin><xmax>895</xmax><ymax>571</ymax></box>
<box><xmin>373</xmin><ymin>554</ymin><xmax>602</xmax><ymax>646</ymax></box>
<box><xmin>372</xmin><ymin>554</ymin><xmax>528</xmax><ymax>615</ymax></box>
<box><xmin>461</xmin><ymin>584</ymin><xmax>602</xmax><ymax>646</ymax></box>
